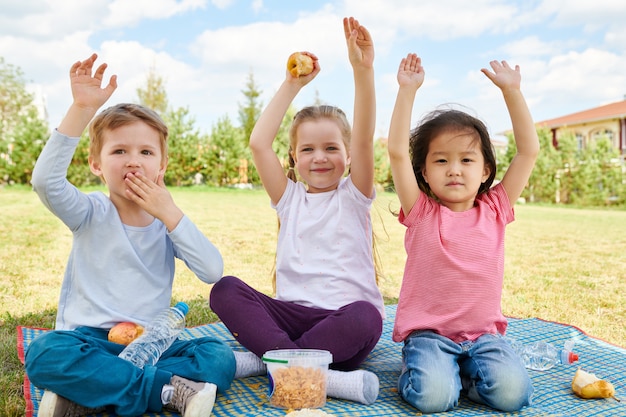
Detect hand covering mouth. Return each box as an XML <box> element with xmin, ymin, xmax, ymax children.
<box><xmin>124</xmin><ymin>171</ymin><xmax>140</xmax><ymax>180</ymax></box>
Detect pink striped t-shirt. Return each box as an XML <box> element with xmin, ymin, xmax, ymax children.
<box><xmin>393</xmin><ymin>183</ymin><xmax>514</xmax><ymax>343</ymax></box>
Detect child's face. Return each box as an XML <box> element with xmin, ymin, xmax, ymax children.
<box><xmin>89</xmin><ymin>121</ymin><xmax>166</xmax><ymax>200</ymax></box>
<box><xmin>422</xmin><ymin>130</ymin><xmax>491</xmax><ymax>211</ymax></box>
<box><xmin>292</xmin><ymin>119</ymin><xmax>350</xmax><ymax>193</ymax></box>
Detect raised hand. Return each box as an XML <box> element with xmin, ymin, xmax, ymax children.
<box><xmin>481</xmin><ymin>60</ymin><xmax>521</xmax><ymax>92</ymax></box>
<box><xmin>69</xmin><ymin>53</ymin><xmax>117</xmax><ymax>111</ymax></box>
<box><xmin>343</xmin><ymin>16</ymin><xmax>374</xmax><ymax>69</ymax></box>
<box><xmin>397</xmin><ymin>53</ymin><xmax>425</xmax><ymax>90</ymax></box>
<box><xmin>58</xmin><ymin>53</ymin><xmax>118</xmax><ymax>137</ymax></box>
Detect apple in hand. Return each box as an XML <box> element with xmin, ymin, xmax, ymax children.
<box><xmin>108</xmin><ymin>322</ymin><xmax>144</xmax><ymax>345</ymax></box>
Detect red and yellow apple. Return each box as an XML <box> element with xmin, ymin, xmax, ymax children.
<box><xmin>108</xmin><ymin>322</ymin><xmax>144</xmax><ymax>345</ymax></box>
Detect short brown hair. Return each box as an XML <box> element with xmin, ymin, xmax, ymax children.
<box><xmin>88</xmin><ymin>103</ymin><xmax>168</xmax><ymax>164</ymax></box>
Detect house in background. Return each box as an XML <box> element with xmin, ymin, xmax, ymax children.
<box><xmin>536</xmin><ymin>99</ymin><xmax>626</xmax><ymax>159</ymax></box>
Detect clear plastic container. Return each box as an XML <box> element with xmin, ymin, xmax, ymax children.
<box><xmin>262</xmin><ymin>349</ymin><xmax>332</xmax><ymax>409</ymax></box>
<box><xmin>118</xmin><ymin>302</ymin><xmax>189</xmax><ymax>369</ymax></box>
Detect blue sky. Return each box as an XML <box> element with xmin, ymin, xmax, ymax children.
<box><xmin>1</xmin><ymin>0</ymin><xmax>625</xmax><ymax>140</ymax></box>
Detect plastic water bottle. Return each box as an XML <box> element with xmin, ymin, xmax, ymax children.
<box><xmin>118</xmin><ymin>302</ymin><xmax>189</xmax><ymax>369</ymax></box>
<box><xmin>507</xmin><ymin>338</ymin><xmax>579</xmax><ymax>371</ymax></box>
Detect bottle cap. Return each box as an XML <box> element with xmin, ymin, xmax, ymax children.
<box><xmin>174</xmin><ymin>302</ymin><xmax>189</xmax><ymax>316</ymax></box>
<box><xmin>568</xmin><ymin>351</ymin><xmax>579</xmax><ymax>363</ymax></box>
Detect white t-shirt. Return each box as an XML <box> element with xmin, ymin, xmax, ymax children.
<box><xmin>273</xmin><ymin>177</ymin><xmax>385</xmax><ymax>318</ymax></box>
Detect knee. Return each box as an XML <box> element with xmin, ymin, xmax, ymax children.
<box><xmin>343</xmin><ymin>301</ymin><xmax>382</xmax><ymax>330</ymax></box>
<box><xmin>25</xmin><ymin>331</ymin><xmax>74</xmax><ymax>385</ymax></box>
<box><xmin>209</xmin><ymin>275</ymin><xmax>242</xmax><ymax>309</ymax></box>
<box><xmin>399</xmin><ymin>370</ymin><xmax>458</xmax><ymax>413</ymax></box>
<box><xmin>487</xmin><ymin>377</ymin><xmax>533</xmax><ymax>411</ymax></box>
<box><xmin>478</xmin><ymin>369</ymin><xmax>533</xmax><ymax>411</ymax></box>
<box><xmin>198</xmin><ymin>340</ymin><xmax>236</xmax><ymax>391</ymax></box>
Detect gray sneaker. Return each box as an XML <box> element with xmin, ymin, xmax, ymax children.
<box><xmin>38</xmin><ymin>390</ymin><xmax>105</xmax><ymax>417</ymax></box>
<box><xmin>166</xmin><ymin>376</ymin><xmax>217</xmax><ymax>417</ymax></box>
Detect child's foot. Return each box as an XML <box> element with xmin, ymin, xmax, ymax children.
<box><xmin>233</xmin><ymin>350</ymin><xmax>266</xmax><ymax>378</ymax></box>
<box><xmin>165</xmin><ymin>375</ymin><xmax>217</xmax><ymax>417</ymax></box>
<box><xmin>38</xmin><ymin>390</ymin><xmax>106</xmax><ymax>417</ymax></box>
<box><xmin>326</xmin><ymin>369</ymin><xmax>379</xmax><ymax>405</ymax></box>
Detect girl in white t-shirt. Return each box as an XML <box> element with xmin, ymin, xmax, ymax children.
<box><xmin>210</xmin><ymin>17</ymin><xmax>384</xmax><ymax>405</ymax></box>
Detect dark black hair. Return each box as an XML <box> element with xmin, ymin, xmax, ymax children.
<box><xmin>409</xmin><ymin>108</ymin><xmax>497</xmax><ymax>198</ymax></box>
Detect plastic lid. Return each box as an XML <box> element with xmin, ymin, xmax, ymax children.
<box><xmin>561</xmin><ymin>349</ymin><xmax>579</xmax><ymax>364</ymax></box>
<box><xmin>262</xmin><ymin>349</ymin><xmax>332</xmax><ymax>365</ymax></box>
<box><xmin>174</xmin><ymin>302</ymin><xmax>189</xmax><ymax>316</ymax></box>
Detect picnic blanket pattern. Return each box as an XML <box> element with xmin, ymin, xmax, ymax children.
<box><xmin>17</xmin><ymin>305</ymin><xmax>625</xmax><ymax>416</ymax></box>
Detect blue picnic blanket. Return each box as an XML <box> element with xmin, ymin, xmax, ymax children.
<box><xmin>18</xmin><ymin>305</ymin><xmax>625</xmax><ymax>416</ymax></box>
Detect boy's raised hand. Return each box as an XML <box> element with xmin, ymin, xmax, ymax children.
<box><xmin>59</xmin><ymin>53</ymin><xmax>118</xmax><ymax>137</ymax></box>
<box><xmin>69</xmin><ymin>53</ymin><xmax>117</xmax><ymax>111</ymax></box>
<box><xmin>481</xmin><ymin>60</ymin><xmax>521</xmax><ymax>92</ymax></box>
<box><xmin>343</xmin><ymin>16</ymin><xmax>374</xmax><ymax>69</ymax></box>
<box><xmin>397</xmin><ymin>53</ymin><xmax>425</xmax><ymax>90</ymax></box>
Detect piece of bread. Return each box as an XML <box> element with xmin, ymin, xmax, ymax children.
<box><xmin>287</xmin><ymin>52</ymin><xmax>314</xmax><ymax>77</ymax></box>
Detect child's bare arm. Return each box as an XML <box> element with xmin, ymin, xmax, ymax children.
<box><xmin>249</xmin><ymin>53</ymin><xmax>319</xmax><ymax>205</ymax></box>
<box><xmin>57</xmin><ymin>54</ymin><xmax>117</xmax><ymax>137</ymax></box>
<box><xmin>388</xmin><ymin>53</ymin><xmax>425</xmax><ymax>216</ymax></box>
<box><xmin>481</xmin><ymin>61</ymin><xmax>539</xmax><ymax>206</ymax></box>
<box><xmin>344</xmin><ymin>17</ymin><xmax>376</xmax><ymax>197</ymax></box>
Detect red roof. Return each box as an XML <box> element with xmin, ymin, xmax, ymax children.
<box><xmin>537</xmin><ymin>100</ymin><xmax>626</xmax><ymax>129</ymax></box>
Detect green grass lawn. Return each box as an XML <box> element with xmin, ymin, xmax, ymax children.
<box><xmin>1</xmin><ymin>185</ymin><xmax>624</xmax><ymax>416</ymax></box>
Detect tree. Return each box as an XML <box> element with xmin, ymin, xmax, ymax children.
<box><xmin>570</xmin><ymin>136</ymin><xmax>622</xmax><ymax>205</ymax></box>
<box><xmin>136</xmin><ymin>64</ymin><xmax>168</xmax><ymax>114</ymax></box>
<box><xmin>527</xmin><ymin>128</ymin><xmax>561</xmax><ymax>203</ymax></box>
<box><xmin>238</xmin><ymin>71</ymin><xmax>262</xmax><ymax>145</ymax></box>
<box><xmin>0</xmin><ymin>57</ymin><xmax>49</xmax><ymax>184</ymax></box>
<box><xmin>373</xmin><ymin>137</ymin><xmax>393</xmax><ymax>191</ymax></box>
<box><xmin>205</xmin><ymin>116</ymin><xmax>246</xmax><ymax>186</ymax></box>
<box><xmin>66</xmin><ymin>133</ymin><xmax>99</xmax><ymax>186</ymax></box>
<box><xmin>164</xmin><ymin>107</ymin><xmax>211</xmax><ymax>186</ymax></box>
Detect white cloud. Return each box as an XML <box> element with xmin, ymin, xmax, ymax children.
<box><xmin>251</xmin><ymin>0</ymin><xmax>263</xmax><ymax>13</ymax></box>
<box><xmin>211</xmin><ymin>0</ymin><xmax>234</xmax><ymax>10</ymax></box>
<box><xmin>105</xmin><ymin>0</ymin><xmax>207</xmax><ymax>27</ymax></box>
<box><xmin>341</xmin><ymin>0</ymin><xmax>522</xmax><ymax>40</ymax></box>
<box><xmin>0</xmin><ymin>1</ymin><xmax>106</xmax><ymax>38</ymax></box>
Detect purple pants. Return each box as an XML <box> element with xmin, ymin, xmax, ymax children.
<box><xmin>209</xmin><ymin>276</ymin><xmax>383</xmax><ymax>370</ymax></box>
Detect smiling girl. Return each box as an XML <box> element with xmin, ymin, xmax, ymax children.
<box><xmin>210</xmin><ymin>17</ymin><xmax>384</xmax><ymax>405</ymax></box>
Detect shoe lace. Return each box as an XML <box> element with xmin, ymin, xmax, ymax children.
<box><xmin>169</xmin><ymin>379</ymin><xmax>197</xmax><ymax>415</ymax></box>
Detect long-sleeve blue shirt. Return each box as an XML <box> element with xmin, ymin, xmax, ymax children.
<box><xmin>31</xmin><ymin>130</ymin><xmax>223</xmax><ymax>330</ymax></box>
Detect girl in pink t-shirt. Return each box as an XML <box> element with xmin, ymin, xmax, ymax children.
<box><xmin>387</xmin><ymin>54</ymin><xmax>540</xmax><ymax>413</ymax></box>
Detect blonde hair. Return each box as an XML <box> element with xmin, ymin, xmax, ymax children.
<box><xmin>272</xmin><ymin>105</ymin><xmax>382</xmax><ymax>294</ymax></box>
<box><xmin>88</xmin><ymin>103</ymin><xmax>168</xmax><ymax>165</ymax></box>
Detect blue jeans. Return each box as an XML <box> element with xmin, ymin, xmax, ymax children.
<box><xmin>25</xmin><ymin>327</ymin><xmax>235</xmax><ymax>416</ymax></box>
<box><xmin>398</xmin><ymin>331</ymin><xmax>533</xmax><ymax>413</ymax></box>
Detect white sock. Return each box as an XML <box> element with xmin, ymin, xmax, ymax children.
<box><xmin>234</xmin><ymin>351</ymin><xmax>267</xmax><ymax>378</ymax></box>
<box><xmin>161</xmin><ymin>384</ymin><xmax>174</xmax><ymax>404</ymax></box>
<box><xmin>326</xmin><ymin>369</ymin><xmax>379</xmax><ymax>405</ymax></box>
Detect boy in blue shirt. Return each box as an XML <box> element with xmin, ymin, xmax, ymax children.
<box><xmin>25</xmin><ymin>53</ymin><xmax>234</xmax><ymax>417</ymax></box>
